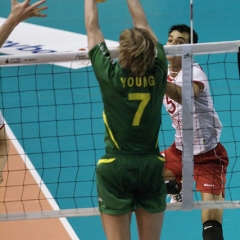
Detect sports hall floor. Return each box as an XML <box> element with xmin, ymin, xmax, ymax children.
<box><xmin>1</xmin><ymin>0</ymin><xmax>240</xmax><ymax>239</ymax></box>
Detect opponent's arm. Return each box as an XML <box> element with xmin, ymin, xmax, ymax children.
<box><xmin>0</xmin><ymin>127</ymin><xmax>9</xmax><ymax>184</ymax></box>
<box><xmin>85</xmin><ymin>0</ymin><xmax>104</xmax><ymax>51</ymax></box>
<box><xmin>0</xmin><ymin>0</ymin><xmax>47</xmax><ymax>48</ymax></box>
<box><xmin>127</xmin><ymin>0</ymin><xmax>157</xmax><ymax>41</ymax></box>
<box><xmin>166</xmin><ymin>82</ymin><xmax>201</xmax><ymax>104</ymax></box>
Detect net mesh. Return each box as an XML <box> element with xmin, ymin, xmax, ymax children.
<box><xmin>0</xmin><ymin>41</ymin><xmax>240</xmax><ymax>221</ymax></box>
<box><xmin>194</xmin><ymin>51</ymin><xmax>240</xmax><ymax>202</ymax></box>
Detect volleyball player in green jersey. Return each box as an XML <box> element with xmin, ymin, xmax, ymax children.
<box><xmin>90</xmin><ymin>46</ymin><xmax>166</xmax><ymax>154</ymax></box>
<box><xmin>85</xmin><ymin>0</ymin><xmax>167</xmax><ymax>239</ymax></box>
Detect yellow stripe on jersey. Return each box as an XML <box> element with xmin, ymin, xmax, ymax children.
<box><xmin>97</xmin><ymin>158</ymin><xmax>116</xmax><ymax>165</ymax></box>
<box><xmin>158</xmin><ymin>156</ymin><xmax>165</xmax><ymax>162</ymax></box>
<box><xmin>103</xmin><ymin>111</ymin><xmax>120</xmax><ymax>150</ymax></box>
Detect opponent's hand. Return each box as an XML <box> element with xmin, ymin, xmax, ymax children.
<box><xmin>10</xmin><ymin>0</ymin><xmax>47</xmax><ymax>24</ymax></box>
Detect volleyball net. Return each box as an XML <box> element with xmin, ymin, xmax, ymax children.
<box><xmin>0</xmin><ymin>40</ymin><xmax>240</xmax><ymax>221</ymax></box>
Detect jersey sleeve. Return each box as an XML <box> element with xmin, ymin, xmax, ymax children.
<box><xmin>153</xmin><ymin>42</ymin><xmax>168</xmax><ymax>91</ymax></box>
<box><xmin>154</xmin><ymin>42</ymin><xmax>168</xmax><ymax>74</ymax></box>
<box><xmin>88</xmin><ymin>42</ymin><xmax>115</xmax><ymax>82</ymax></box>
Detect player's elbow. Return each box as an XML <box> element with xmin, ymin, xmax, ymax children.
<box><xmin>86</xmin><ymin>21</ymin><xmax>101</xmax><ymax>36</ymax></box>
<box><xmin>85</xmin><ymin>13</ymin><xmax>98</xmax><ymax>30</ymax></box>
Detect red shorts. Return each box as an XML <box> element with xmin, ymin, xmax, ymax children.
<box><xmin>162</xmin><ymin>143</ymin><xmax>229</xmax><ymax>197</ymax></box>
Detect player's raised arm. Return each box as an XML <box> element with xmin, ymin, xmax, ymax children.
<box><xmin>0</xmin><ymin>0</ymin><xmax>47</xmax><ymax>48</ymax></box>
<box><xmin>85</xmin><ymin>0</ymin><xmax>104</xmax><ymax>51</ymax></box>
<box><xmin>127</xmin><ymin>0</ymin><xmax>157</xmax><ymax>41</ymax></box>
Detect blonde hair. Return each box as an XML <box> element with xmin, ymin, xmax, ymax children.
<box><xmin>118</xmin><ymin>28</ymin><xmax>156</xmax><ymax>76</ymax></box>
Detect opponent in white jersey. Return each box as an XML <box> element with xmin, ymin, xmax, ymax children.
<box><xmin>162</xmin><ymin>24</ymin><xmax>228</xmax><ymax>240</ymax></box>
<box><xmin>164</xmin><ymin>62</ymin><xmax>222</xmax><ymax>155</ymax></box>
<box><xmin>0</xmin><ymin>111</ymin><xmax>8</xmax><ymax>184</ymax></box>
<box><xmin>0</xmin><ymin>0</ymin><xmax>47</xmax><ymax>184</ymax></box>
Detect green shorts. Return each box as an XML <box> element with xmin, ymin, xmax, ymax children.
<box><xmin>96</xmin><ymin>154</ymin><xmax>167</xmax><ymax>215</ymax></box>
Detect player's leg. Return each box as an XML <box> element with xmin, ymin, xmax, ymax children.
<box><xmin>201</xmin><ymin>189</ymin><xmax>224</xmax><ymax>240</ymax></box>
<box><xmin>96</xmin><ymin>155</ymin><xmax>138</xmax><ymax>239</ymax></box>
<box><xmin>201</xmin><ymin>192</ymin><xmax>224</xmax><ymax>240</ymax></box>
<box><xmin>100</xmin><ymin>212</ymin><xmax>132</xmax><ymax>240</ymax></box>
<box><xmin>162</xmin><ymin>144</ymin><xmax>182</xmax><ymax>200</ymax></box>
<box><xmin>201</xmin><ymin>192</ymin><xmax>223</xmax><ymax>223</ymax></box>
<box><xmin>135</xmin><ymin>154</ymin><xmax>166</xmax><ymax>240</ymax></box>
<box><xmin>135</xmin><ymin>208</ymin><xmax>164</xmax><ymax>240</ymax></box>
<box><xmin>194</xmin><ymin>143</ymin><xmax>228</xmax><ymax>240</ymax></box>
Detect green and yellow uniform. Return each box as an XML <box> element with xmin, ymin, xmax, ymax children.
<box><xmin>89</xmin><ymin>42</ymin><xmax>167</xmax><ymax>215</ymax></box>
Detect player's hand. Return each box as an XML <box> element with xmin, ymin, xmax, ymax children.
<box><xmin>10</xmin><ymin>0</ymin><xmax>48</xmax><ymax>23</ymax></box>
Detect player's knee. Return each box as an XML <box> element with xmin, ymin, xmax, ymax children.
<box><xmin>202</xmin><ymin>220</ymin><xmax>223</xmax><ymax>240</ymax></box>
<box><xmin>165</xmin><ymin>179</ymin><xmax>181</xmax><ymax>194</ymax></box>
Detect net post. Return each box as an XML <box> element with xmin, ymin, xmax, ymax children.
<box><xmin>181</xmin><ymin>44</ymin><xmax>194</xmax><ymax>210</ymax></box>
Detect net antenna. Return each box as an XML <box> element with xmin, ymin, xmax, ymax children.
<box><xmin>190</xmin><ymin>0</ymin><xmax>194</xmax><ymax>44</ymax></box>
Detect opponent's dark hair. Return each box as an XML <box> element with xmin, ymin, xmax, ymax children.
<box><xmin>168</xmin><ymin>24</ymin><xmax>198</xmax><ymax>43</ymax></box>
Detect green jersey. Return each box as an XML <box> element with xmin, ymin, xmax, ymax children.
<box><xmin>89</xmin><ymin>42</ymin><xmax>167</xmax><ymax>154</ymax></box>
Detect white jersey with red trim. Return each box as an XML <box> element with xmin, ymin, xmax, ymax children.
<box><xmin>163</xmin><ymin>63</ymin><xmax>222</xmax><ymax>155</ymax></box>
